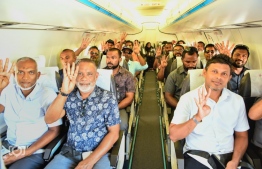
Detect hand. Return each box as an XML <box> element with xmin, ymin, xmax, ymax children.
<box><xmin>61</xmin><ymin>62</ymin><xmax>79</xmax><ymax>94</ymax></box>
<box><xmin>80</xmin><ymin>35</ymin><xmax>93</xmax><ymax>50</ymax></box>
<box><xmin>120</xmin><ymin>32</ymin><xmax>127</xmax><ymax>43</ymax></box>
<box><xmin>3</xmin><ymin>149</ymin><xmax>27</xmax><ymax>165</ymax></box>
<box><xmin>160</xmin><ymin>55</ymin><xmax>168</xmax><ymax>68</ymax></box>
<box><xmin>114</xmin><ymin>39</ymin><xmax>118</xmax><ymax>48</ymax></box>
<box><xmin>172</xmin><ymin>40</ymin><xmax>176</xmax><ymax>45</ymax></box>
<box><xmin>133</xmin><ymin>40</ymin><xmax>140</xmax><ymax>54</ymax></box>
<box><xmin>192</xmin><ymin>41</ymin><xmax>197</xmax><ymax>48</ymax></box>
<box><xmin>75</xmin><ymin>157</ymin><xmax>95</xmax><ymax>169</ymax></box>
<box><xmin>101</xmin><ymin>41</ymin><xmax>108</xmax><ymax>52</ymax></box>
<box><xmin>0</xmin><ymin>58</ymin><xmax>15</xmax><ymax>91</ymax></box>
<box><xmin>194</xmin><ymin>87</ymin><xmax>211</xmax><ymax>120</ymax></box>
<box><xmin>225</xmin><ymin>160</ymin><xmax>238</xmax><ymax>169</ymax></box>
<box><xmin>155</xmin><ymin>46</ymin><xmax>162</xmax><ymax>57</ymax></box>
<box><xmin>215</xmin><ymin>40</ymin><xmax>235</xmax><ymax>57</ymax></box>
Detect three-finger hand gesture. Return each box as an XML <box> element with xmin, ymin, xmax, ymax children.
<box><xmin>156</xmin><ymin>46</ymin><xmax>162</xmax><ymax>57</ymax></box>
<box><xmin>215</xmin><ymin>40</ymin><xmax>235</xmax><ymax>57</ymax></box>
<box><xmin>61</xmin><ymin>62</ymin><xmax>79</xmax><ymax>94</ymax></box>
<box><xmin>160</xmin><ymin>55</ymin><xmax>168</xmax><ymax>68</ymax></box>
<box><xmin>120</xmin><ymin>32</ymin><xmax>127</xmax><ymax>43</ymax></box>
<box><xmin>0</xmin><ymin>58</ymin><xmax>15</xmax><ymax>91</ymax></box>
<box><xmin>101</xmin><ymin>41</ymin><xmax>108</xmax><ymax>52</ymax></box>
<box><xmin>194</xmin><ymin>87</ymin><xmax>212</xmax><ymax>120</ymax></box>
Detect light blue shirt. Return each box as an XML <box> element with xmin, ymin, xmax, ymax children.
<box><xmin>0</xmin><ymin>83</ymin><xmax>62</xmax><ymax>146</ymax></box>
<box><xmin>128</xmin><ymin>60</ymin><xmax>148</xmax><ymax>76</ymax></box>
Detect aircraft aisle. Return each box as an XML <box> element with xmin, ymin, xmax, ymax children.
<box><xmin>131</xmin><ymin>71</ymin><xmax>164</xmax><ymax>169</ymax></box>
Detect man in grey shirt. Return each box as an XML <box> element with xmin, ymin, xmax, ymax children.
<box><xmin>164</xmin><ymin>47</ymin><xmax>198</xmax><ymax>110</ymax></box>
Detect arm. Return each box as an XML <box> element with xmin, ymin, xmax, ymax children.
<box><xmin>157</xmin><ymin>56</ymin><xmax>168</xmax><ymax>81</ymax></box>
<box><xmin>118</xmin><ymin>92</ymin><xmax>134</xmax><ymax>109</ymax></box>
<box><xmin>4</xmin><ymin>123</ymin><xmax>61</xmax><ymax>165</ymax></box>
<box><xmin>0</xmin><ymin>58</ymin><xmax>15</xmax><ymax>113</ymax></box>
<box><xmin>153</xmin><ymin>46</ymin><xmax>162</xmax><ymax>69</ymax></box>
<box><xmin>45</xmin><ymin>62</ymin><xmax>79</xmax><ymax>124</ymax></box>
<box><xmin>74</xmin><ymin>36</ymin><xmax>92</xmax><ymax>57</ymax></box>
<box><xmin>132</xmin><ymin>41</ymin><xmax>146</xmax><ymax>65</ymax></box>
<box><xmin>248</xmin><ymin>98</ymin><xmax>262</xmax><ymax>120</ymax></box>
<box><xmin>75</xmin><ymin>124</ymin><xmax>120</xmax><ymax>169</ymax></box>
<box><xmin>225</xmin><ymin>131</ymin><xmax>248</xmax><ymax>169</ymax></box>
<box><xmin>118</xmin><ymin>32</ymin><xmax>127</xmax><ymax>50</ymax></box>
<box><xmin>164</xmin><ymin>92</ymin><xmax>178</xmax><ymax>108</ymax></box>
<box><xmin>169</xmin><ymin>87</ymin><xmax>211</xmax><ymax>142</ymax></box>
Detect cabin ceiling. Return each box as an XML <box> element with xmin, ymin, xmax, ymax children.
<box><xmin>1</xmin><ymin>0</ymin><xmax>262</xmax><ymax>35</ymax></box>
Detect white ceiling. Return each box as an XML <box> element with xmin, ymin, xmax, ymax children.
<box><xmin>1</xmin><ymin>0</ymin><xmax>262</xmax><ymax>34</ymax></box>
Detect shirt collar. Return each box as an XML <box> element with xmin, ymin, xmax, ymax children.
<box><xmin>177</xmin><ymin>66</ymin><xmax>187</xmax><ymax>75</ymax></box>
<box><xmin>15</xmin><ymin>82</ymin><xmax>41</xmax><ymax>100</ymax></box>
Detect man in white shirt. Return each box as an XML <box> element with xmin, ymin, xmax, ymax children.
<box><xmin>0</xmin><ymin>57</ymin><xmax>62</xmax><ymax>169</ymax></box>
<box><xmin>169</xmin><ymin>54</ymin><xmax>249</xmax><ymax>169</ymax></box>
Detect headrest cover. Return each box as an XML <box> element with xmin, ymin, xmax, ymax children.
<box><xmin>96</xmin><ymin>69</ymin><xmax>113</xmax><ymax>91</ymax></box>
<box><xmin>189</xmin><ymin>69</ymin><xmax>204</xmax><ymax>90</ymax></box>
<box><xmin>245</xmin><ymin>70</ymin><xmax>262</xmax><ymax>97</ymax></box>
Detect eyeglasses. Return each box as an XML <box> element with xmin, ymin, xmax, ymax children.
<box><xmin>90</xmin><ymin>52</ymin><xmax>98</xmax><ymax>56</ymax></box>
<box><xmin>123</xmin><ymin>51</ymin><xmax>132</xmax><ymax>54</ymax></box>
<box><xmin>80</xmin><ymin>99</ymin><xmax>87</xmax><ymax>117</ymax></box>
<box><xmin>205</xmin><ymin>50</ymin><xmax>215</xmax><ymax>54</ymax></box>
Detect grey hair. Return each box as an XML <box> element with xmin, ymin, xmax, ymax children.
<box><xmin>16</xmin><ymin>57</ymin><xmax>38</xmax><ymax>71</ymax></box>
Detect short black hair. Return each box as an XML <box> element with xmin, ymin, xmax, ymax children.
<box><xmin>106</xmin><ymin>39</ymin><xmax>114</xmax><ymax>45</ymax></box>
<box><xmin>88</xmin><ymin>46</ymin><xmax>99</xmax><ymax>51</ymax></box>
<box><xmin>108</xmin><ymin>48</ymin><xmax>122</xmax><ymax>58</ymax></box>
<box><xmin>198</xmin><ymin>41</ymin><xmax>205</xmax><ymax>47</ymax></box>
<box><xmin>205</xmin><ymin>54</ymin><xmax>233</xmax><ymax>75</ymax></box>
<box><xmin>125</xmin><ymin>40</ymin><xmax>134</xmax><ymax>47</ymax></box>
<box><xmin>176</xmin><ymin>40</ymin><xmax>186</xmax><ymax>44</ymax></box>
<box><xmin>181</xmin><ymin>46</ymin><xmax>198</xmax><ymax>59</ymax></box>
<box><xmin>231</xmin><ymin>44</ymin><xmax>250</xmax><ymax>57</ymax></box>
<box><xmin>204</xmin><ymin>44</ymin><xmax>215</xmax><ymax>52</ymax></box>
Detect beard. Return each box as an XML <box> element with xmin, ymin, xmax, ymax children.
<box><xmin>106</xmin><ymin>62</ymin><xmax>119</xmax><ymax>69</ymax></box>
<box><xmin>76</xmin><ymin>82</ymin><xmax>95</xmax><ymax>93</ymax></box>
<box><xmin>15</xmin><ymin>76</ymin><xmax>37</xmax><ymax>91</ymax></box>
<box><xmin>232</xmin><ymin>60</ymin><xmax>245</xmax><ymax>68</ymax></box>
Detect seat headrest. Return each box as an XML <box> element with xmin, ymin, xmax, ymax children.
<box><xmin>98</xmin><ymin>55</ymin><xmax>107</xmax><ymax>69</ymax></box>
<box><xmin>96</xmin><ymin>69</ymin><xmax>113</xmax><ymax>91</ymax></box>
<box><xmin>38</xmin><ymin>67</ymin><xmax>59</xmax><ymax>92</ymax></box>
<box><xmin>239</xmin><ymin>70</ymin><xmax>262</xmax><ymax>97</ymax></box>
<box><xmin>189</xmin><ymin>69</ymin><xmax>204</xmax><ymax>90</ymax></box>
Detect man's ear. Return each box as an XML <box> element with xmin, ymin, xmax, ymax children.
<box><xmin>37</xmin><ymin>71</ymin><xmax>41</xmax><ymax>79</ymax></box>
<box><xmin>202</xmin><ymin>68</ymin><xmax>206</xmax><ymax>77</ymax></box>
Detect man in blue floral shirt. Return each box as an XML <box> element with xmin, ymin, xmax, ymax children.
<box><xmin>44</xmin><ymin>58</ymin><xmax>120</xmax><ymax>169</ymax></box>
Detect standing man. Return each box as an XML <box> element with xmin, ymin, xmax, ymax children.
<box><xmin>170</xmin><ymin>54</ymin><xmax>249</xmax><ymax>169</ymax></box>
<box><xmin>105</xmin><ymin>48</ymin><xmax>135</xmax><ymax>131</ymax></box>
<box><xmin>164</xmin><ymin>47</ymin><xmax>198</xmax><ymax>109</ymax></box>
<box><xmin>45</xmin><ymin>59</ymin><xmax>120</xmax><ymax>169</ymax></box>
<box><xmin>0</xmin><ymin>58</ymin><xmax>61</xmax><ymax>169</ymax></box>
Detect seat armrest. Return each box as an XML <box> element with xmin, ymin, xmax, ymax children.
<box><xmin>244</xmin><ymin>145</ymin><xmax>261</xmax><ymax>169</ymax></box>
<box><xmin>110</xmin><ymin>131</ymin><xmax>124</xmax><ymax>167</ymax></box>
<box><xmin>43</xmin><ymin>133</ymin><xmax>67</xmax><ymax>161</ymax></box>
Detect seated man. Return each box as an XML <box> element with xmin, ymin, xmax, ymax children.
<box><xmin>44</xmin><ymin>59</ymin><xmax>120</xmax><ymax>169</ymax></box>
<box><xmin>88</xmin><ymin>46</ymin><xmax>101</xmax><ymax>67</ymax></box>
<box><xmin>164</xmin><ymin>46</ymin><xmax>198</xmax><ymax>110</ymax></box>
<box><xmin>200</xmin><ymin>44</ymin><xmax>216</xmax><ymax>68</ymax></box>
<box><xmin>170</xmin><ymin>54</ymin><xmax>249</xmax><ymax>169</ymax></box>
<box><xmin>122</xmin><ymin>43</ymin><xmax>148</xmax><ymax>76</ymax></box>
<box><xmin>104</xmin><ymin>48</ymin><xmax>135</xmax><ymax>131</ymax></box>
<box><xmin>0</xmin><ymin>57</ymin><xmax>61</xmax><ymax>169</ymax></box>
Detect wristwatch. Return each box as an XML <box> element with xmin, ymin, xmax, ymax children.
<box><xmin>192</xmin><ymin>115</ymin><xmax>201</xmax><ymax>124</ymax></box>
<box><xmin>60</xmin><ymin>90</ymin><xmax>69</xmax><ymax>97</ymax></box>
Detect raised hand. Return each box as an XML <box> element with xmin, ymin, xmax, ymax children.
<box><xmin>120</xmin><ymin>32</ymin><xmax>127</xmax><ymax>43</ymax></box>
<box><xmin>155</xmin><ymin>46</ymin><xmax>162</xmax><ymax>57</ymax></box>
<box><xmin>0</xmin><ymin>58</ymin><xmax>15</xmax><ymax>91</ymax></box>
<box><xmin>80</xmin><ymin>35</ymin><xmax>93</xmax><ymax>50</ymax></box>
<box><xmin>61</xmin><ymin>62</ymin><xmax>79</xmax><ymax>94</ymax></box>
<box><xmin>194</xmin><ymin>87</ymin><xmax>211</xmax><ymax>120</ymax></box>
<box><xmin>101</xmin><ymin>41</ymin><xmax>108</xmax><ymax>52</ymax></box>
<box><xmin>160</xmin><ymin>55</ymin><xmax>168</xmax><ymax>68</ymax></box>
<box><xmin>133</xmin><ymin>40</ymin><xmax>140</xmax><ymax>54</ymax></box>
<box><xmin>215</xmin><ymin>40</ymin><xmax>235</xmax><ymax>57</ymax></box>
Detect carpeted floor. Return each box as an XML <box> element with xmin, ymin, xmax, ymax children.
<box><xmin>132</xmin><ymin>71</ymin><xmax>164</xmax><ymax>169</ymax></box>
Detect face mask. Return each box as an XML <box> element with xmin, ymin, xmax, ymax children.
<box><xmin>15</xmin><ymin>75</ymin><xmax>37</xmax><ymax>91</ymax></box>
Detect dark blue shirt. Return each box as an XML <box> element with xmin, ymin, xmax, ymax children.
<box><xmin>64</xmin><ymin>86</ymin><xmax>120</xmax><ymax>152</ymax></box>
